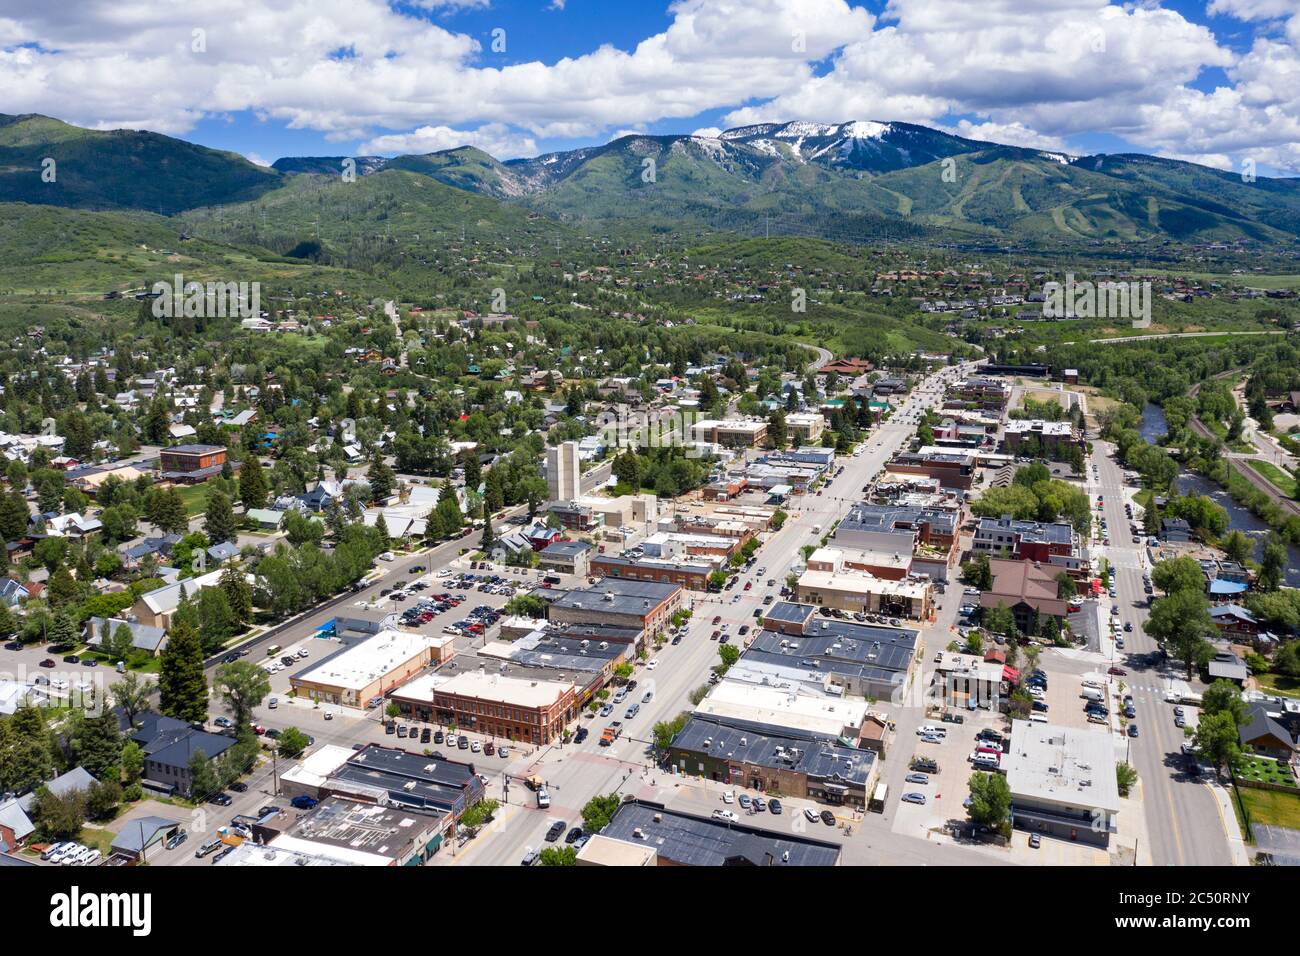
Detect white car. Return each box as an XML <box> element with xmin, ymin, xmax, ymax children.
<box><xmin>51</xmin><ymin>678</ymin><xmax>69</xmax><ymax>691</ymax></box>
<box><xmin>712</xmin><ymin>809</ymin><xmax>739</xmax><ymax>823</ymax></box>
<box><xmin>722</xmin><ymin>790</ymin><xmax>735</xmax><ymax>804</ymax></box>
<box><xmin>646</xmin><ymin>659</ymin><xmax>659</xmax><ymax>670</ymax></box>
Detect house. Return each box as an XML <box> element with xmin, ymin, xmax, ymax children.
<box><xmin>84</xmin><ymin>617</ymin><xmax>169</xmax><ymax>657</ymax></box>
<box><xmin>0</xmin><ymin>799</ymin><xmax>35</xmax><ymax>853</ymax></box>
<box><xmin>127</xmin><ymin>711</ymin><xmax>235</xmax><ymax>797</ymax></box>
<box><xmin>1209</xmin><ymin>605</ymin><xmax>1260</xmax><ymax>640</ymax></box>
<box><xmin>45</xmin><ymin>512</ymin><xmax>103</xmax><ymax>539</ymax></box>
<box><xmin>1160</xmin><ymin>517</ymin><xmax>1193</xmax><ymax>544</ymax></box>
<box><xmin>121</xmin><ymin>533</ymin><xmax>182</xmax><ymax>568</ymax></box>
<box><xmin>537</xmin><ymin>539</ymin><xmax>593</xmax><ymax>577</ymax></box>
<box><xmin>0</xmin><ymin>578</ymin><xmax>39</xmax><ymax>607</ymax></box>
<box><xmin>206</xmin><ymin>541</ymin><xmax>241</xmax><ymax>565</ymax></box>
<box><xmin>1239</xmin><ymin>703</ymin><xmax>1299</xmax><ymax>763</ymax></box>
<box><xmin>1207</xmin><ymin>651</ymin><xmax>1249</xmax><ymax>686</ymax></box>
<box><xmin>246</xmin><ymin>508</ymin><xmax>285</xmax><ymax>530</ymax></box>
<box><xmin>110</xmin><ymin>816</ymin><xmax>185</xmax><ymax>861</ymax></box>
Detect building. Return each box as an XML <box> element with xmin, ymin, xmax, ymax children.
<box><xmin>585</xmin><ymin>799</ymin><xmax>842</xmax><ymax>866</ymax></box>
<box><xmin>130</xmin><ymin>568</ymin><xmax>251</xmax><ymax>631</ymax></box>
<box><xmin>885</xmin><ymin>451</ymin><xmax>975</xmax><ymax>490</ymax></box>
<box><xmin>978</xmin><ymin>559</ymin><xmax>1069</xmax><ymax>635</ymax></box>
<box><xmin>588</xmin><ymin>553</ymin><xmax>714</xmax><ymax>590</ymax></box>
<box><xmin>1003</xmin><ymin>720</ymin><xmax>1120</xmax><ymax>848</ymax></box>
<box><xmin>973</xmin><ymin>515</ymin><xmax>1082</xmax><ymax>567</ymax></box>
<box><xmin>271</xmin><ymin>797</ymin><xmax>444</xmax><ymax>866</ymax></box>
<box><xmin>740</xmin><ymin>611</ymin><xmax>921</xmax><ymax>701</ymax></box>
<box><xmin>784</xmin><ymin>412</ymin><xmax>826</xmax><ymax>444</ymax></box>
<box><xmin>548</xmin><ymin>578</ymin><xmax>684</xmax><ymax>638</ymax></box>
<box><xmin>536</xmin><ymin>539</ymin><xmax>593</xmax><ymax>577</ymax></box>
<box><xmin>84</xmin><ymin>617</ymin><xmax>168</xmax><ymax>657</ymax></box>
<box><xmin>127</xmin><ymin>712</ymin><xmax>235</xmax><ymax>797</ymax></box>
<box><xmin>390</xmin><ymin>670</ymin><xmax>576</xmax><ymax>745</ymax></box>
<box><xmin>158</xmin><ymin>444</ymin><xmax>228</xmax><ymax>483</ymax></box>
<box><xmin>290</xmin><ymin>630</ymin><xmax>442</xmax><ymax>708</ymax></box>
<box><xmin>1238</xmin><ymin>700</ymin><xmax>1299</xmax><ymax>763</ymax></box>
<box><xmin>546</xmin><ymin>440</ymin><xmax>581</xmax><ymax>502</ymax></box>
<box><xmin>690</xmin><ymin>418</ymin><xmax>768</xmax><ymax>448</ymax></box>
<box><xmin>1002</xmin><ymin>420</ymin><xmax>1077</xmax><ymax>454</ymax></box>
<box><xmin>932</xmin><ymin>651</ymin><xmax>1006</xmax><ymax>708</ymax></box>
<box><xmin>667</xmin><ymin>714</ymin><xmax>877</xmax><ymax>808</ymax></box>
<box><xmin>795</xmin><ymin>565</ymin><xmax>934</xmax><ymax>620</ymax></box>
<box><xmin>695</xmin><ymin>679</ymin><xmax>870</xmax><ymax>742</ymax></box>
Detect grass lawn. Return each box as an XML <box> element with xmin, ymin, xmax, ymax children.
<box><xmin>1235</xmin><ymin>785</ymin><xmax>1300</xmax><ymax>833</ymax></box>
<box><xmin>1244</xmin><ymin>459</ymin><xmax>1297</xmax><ymax>498</ymax></box>
<box><xmin>1235</xmin><ymin>756</ymin><xmax>1298</xmax><ymax>789</ymax></box>
<box><xmin>176</xmin><ymin>481</ymin><xmax>217</xmax><ymax>516</ymax></box>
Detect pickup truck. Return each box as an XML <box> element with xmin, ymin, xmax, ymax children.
<box><xmin>599</xmin><ymin>721</ymin><xmax>624</xmax><ymax>746</ymax></box>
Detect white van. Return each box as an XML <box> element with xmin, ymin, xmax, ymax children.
<box><xmin>917</xmin><ymin>724</ymin><xmax>947</xmax><ymax>737</ymax></box>
<box><xmin>1028</xmin><ymin>713</ymin><xmax>1049</xmax><ymax>724</ymax></box>
<box><xmin>535</xmin><ymin>787</ymin><xmax>551</xmax><ymax>809</ymax></box>
<box><xmin>1081</xmin><ymin>687</ymin><xmax>1104</xmax><ymax>702</ymax></box>
<box><xmin>972</xmin><ymin>752</ymin><xmax>1000</xmax><ymax>769</ymax></box>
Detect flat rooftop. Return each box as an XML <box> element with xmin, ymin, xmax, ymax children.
<box><xmin>1004</xmin><ymin>719</ymin><xmax>1120</xmax><ymax>813</ymax></box>
<box><xmin>293</xmin><ymin>629</ymin><xmax>433</xmax><ymax>691</ymax></box>
<box><xmin>394</xmin><ymin>669</ymin><xmax>574</xmax><ymax>708</ymax></box>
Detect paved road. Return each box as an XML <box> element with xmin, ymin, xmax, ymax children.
<box><xmin>457</xmin><ymin>360</ymin><xmax>983</xmax><ymax>866</ymax></box>
<box><xmin>1088</xmin><ymin>440</ymin><xmax>1236</xmax><ymax>866</ymax></box>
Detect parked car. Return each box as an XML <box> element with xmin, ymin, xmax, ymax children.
<box><xmin>208</xmin><ymin>793</ymin><xmax>232</xmax><ymax>807</ymax></box>
<box><xmin>902</xmin><ymin>792</ymin><xmax>927</xmax><ymax>805</ymax></box>
<box><xmin>820</xmin><ymin>809</ymin><xmax>836</xmax><ymax>826</ymax></box>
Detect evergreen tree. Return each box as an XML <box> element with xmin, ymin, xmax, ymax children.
<box><xmin>158</xmin><ymin>619</ymin><xmax>209</xmax><ymax>724</ymax></box>
<box><xmin>0</xmin><ymin>706</ymin><xmax>54</xmax><ymax>795</ymax></box>
<box><xmin>107</xmin><ymin>622</ymin><xmax>136</xmax><ymax>662</ymax></box>
<box><xmin>75</xmin><ymin>710</ymin><xmax>124</xmax><ymax>781</ymax></box>
<box><xmin>375</xmin><ymin>512</ymin><xmax>391</xmax><ymax>548</ymax></box>
<box><xmin>204</xmin><ymin>490</ymin><xmax>237</xmax><ymax>544</ymax></box>
<box><xmin>367</xmin><ymin>458</ymin><xmax>396</xmax><ymax>501</ymax></box>
<box><xmin>462</xmin><ymin>452</ymin><xmax>482</xmax><ymax>492</ymax></box>
<box><xmin>0</xmin><ymin>491</ymin><xmax>30</xmax><ymax>541</ymax></box>
<box><xmin>220</xmin><ymin>566</ymin><xmax>253</xmax><ymax>625</ymax></box>
<box><xmin>238</xmin><ymin>455</ymin><xmax>269</xmax><ymax>510</ymax></box>
<box><xmin>481</xmin><ymin>516</ymin><xmax>495</xmax><ymax>552</ymax></box>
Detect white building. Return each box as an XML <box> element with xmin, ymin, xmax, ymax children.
<box><xmin>1002</xmin><ymin>719</ymin><xmax>1120</xmax><ymax>847</ymax></box>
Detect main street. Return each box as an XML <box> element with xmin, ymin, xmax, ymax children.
<box><xmin>458</xmin><ymin>359</ymin><xmax>979</xmax><ymax>865</ymax></box>
<box><xmin>1088</xmin><ymin>440</ymin><xmax>1236</xmax><ymax>866</ymax></box>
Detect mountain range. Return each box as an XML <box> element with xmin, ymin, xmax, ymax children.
<box><xmin>4</xmin><ymin>113</ymin><xmax>1300</xmax><ymax>247</ymax></box>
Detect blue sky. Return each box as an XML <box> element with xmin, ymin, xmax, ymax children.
<box><xmin>6</xmin><ymin>1</ymin><xmax>1300</xmax><ymax>174</ymax></box>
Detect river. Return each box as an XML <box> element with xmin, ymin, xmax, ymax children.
<box><xmin>1141</xmin><ymin>403</ymin><xmax>1300</xmax><ymax>587</ymax></box>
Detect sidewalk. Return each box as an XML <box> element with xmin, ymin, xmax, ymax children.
<box><xmin>1206</xmin><ymin>779</ymin><xmax>1252</xmax><ymax>866</ymax></box>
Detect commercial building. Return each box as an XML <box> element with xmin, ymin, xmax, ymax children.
<box><xmin>795</xmin><ymin>564</ymin><xmax>934</xmax><ymax>620</ymax></box>
<box><xmin>270</xmin><ymin>797</ymin><xmax>445</xmax><ymax>866</ymax></box>
<box><xmin>1003</xmin><ymin>720</ymin><xmax>1120</xmax><ymax>848</ymax></box>
<box><xmin>973</xmin><ymin>515</ymin><xmax>1082</xmax><ymax>567</ymax></box>
<box><xmin>548</xmin><ymin>578</ymin><xmax>684</xmax><ymax>637</ymax></box>
<box><xmin>390</xmin><ymin>669</ymin><xmax>576</xmax><ymax>745</ymax></box>
<box><xmin>585</xmin><ymin>799</ymin><xmax>841</xmax><ymax>866</ymax></box>
<box><xmin>695</xmin><ymin>679</ymin><xmax>870</xmax><ymax>741</ymax></box>
<box><xmin>588</xmin><ymin>553</ymin><xmax>714</xmax><ymax>590</ymax></box>
<box><xmin>784</xmin><ymin>412</ymin><xmax>826</xmax><ymax>444</ymax></box>
<box><xmin>1002</xmin><ymin>419</ymin><xmax>1077</xmax><ymax>454</ymax></box>
<box><xmin>885</xmin><ymin>451</ymin><xmax>975</xmax><ymax>491</ymax></box>
<box><xmin>668</xmin><ymin>714</ymin><xmax>876</xmax><ymax>807</ymax></box>
<box><xmin>932</xmin><ymin>651</ymin><xmax>1007</xmax><ymax>708</ymax></box>
<box><xmin>640</xmin><ymin>530</ymin><xmax>740</xmax><ymax>561</ymax></box>
<box><xmin>536</xmin><ymin>539</ymin><xmax>593</xmax><ymax>577</ymax></box>
<box><xmin>690</xmin><ymin>418</ymin><xmax>768</xmax><ymax>448</ymax></box>
<box><xmin>158</xmin><ymin>443</ymin><xmax>229</xmax><ymax>483</ymax></box>
<box><xmin>546</xmin><ymin>440</ymin><xmax>581</xmax><ymax>502</ymax></box>
<box><xmin>290</xmin><ymin>630</ymin><xmax>442</xmax><ymax>708</ymax></box>
<box><xmin>978</xmin><ymin>559</ymin><xmax>1069</xmax><ymax>635</ymax></box>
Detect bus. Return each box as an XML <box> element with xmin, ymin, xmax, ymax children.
<box><xmin>869</xmin><ymin>782</ymin><xmax>888</xmax><ymax>813</ymax></box>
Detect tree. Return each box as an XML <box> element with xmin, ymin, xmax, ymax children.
<box><xmin>1146</xmin><ymin>590</ymin><xmax>1216</xmax><ymax>679</ymax></box>
<box><xmin>0</xmin><ymin>491</ymin><xmax>29</xmax><ymax>541</ymax></box>
<box><xmin>767</xmin><ymin>408</ymin><xmax>787</xmax><ymax>448</ymax></box>
<box><xmin>503</xmin><ymin>593</ymin><xmax>547</xmax><ymax>618</ymax></box>
<box><xmin>539</xmin><ymin>845</ymin><xmax>577</xmax><ymax>866</ymax></box>
<box><xmin>106</xmin><ymin>621</ymin><xmax>135</xmax><ymax>663</ymax></box>
<box><xmin>367</xmin><ymin>458</ymin><xmax>397</xmax><ymax>501</ymax></box>
<box><xmin>204</xmin><ymin>490</ymin><xmax>238</xmax><ymax>544</ymax></box>
<box><xmin>0</xmin><ymin>706</ymin><xmax>54</xmax><ymax>794</ymax></box>
<box><xmin>1116</xmin><ymin>763</ymin><xmax>1138</xmax><ymax>797</ymax></box>
<box><xmin>30</xmin><ymin>785</ymin><xmax>87</xmax><ymax>841</ymax></box>
<box><xmin>1201</xmin><ymin>679</ymin><xmax>1248</xmax><ymax>728</ymax></box>
<box><xmin>983</xmin><ymin>603</ymin><xmax>1017</xmax><ymax>637</ymax></box>
<box><xmin>1055</xmin><ymin>571</ymin><xmax>1075</xmax><ymax>600</ymax></box>
<box><xmin>277</xmin><ymin>727</ymin><xmax>310</xmax><ymax>759</ymax></box>
<box><xmin>111</xmin><ymin>672</ymin><xmax>155</xmax><ymax>728</ymax></box>
<box><xmin>75</xmin><ymin>710</ymin><xmax>123</xmax><ymax>781</ymax></box>
<box><xmin>239</xmin><ymin>455</ymin><xmax>269</xmax><ymax>510</ymax></box>
<box><xmin>1220</xmin><ymin>529</ymin><xmax>1253</xmax><ymax>566</ymax></box>
<box><xmin>1193</xmin><ymin>711</ymin><xmax>1242</xmax><ymax>776</ymax></box>
<box><xmin>1258</xmin><ymin>533</ymin><xmax>1288</xmax><ymax>592</ymax></box>
<box><xmin>157</xmin><ymin>619</ymin><xmax>209</xmax><ymax>724</ymax></box>
<box><xmin>220</xmin><ymin>566</ymin><xmax>253</xmax><ymax>625</ymax></box>
<box><xmin>480</xmin><ymin>517</ymin><xmax>495</xmax><ymax>552</ymax></box>
<box><xmin>960</xmin><ymin>554</ymin><xmax>992</xmax><ymax>590</ymax></box>
<box><xmin>0</xmin><ymin>603</ymin><xmax>15</xmax><ymax>639</ymax></box>
<box><xmin>121</xmin><ymin>740</ymin><xmax>144</xmax><ymax>790</ymax></box>
<box><xmin>581</xmin><ymin>792</ymin><xmax>622</xmax><ymax>833</ymax></box>
<box><xmin>457</xmin><ymin>798</ymin><xmax>500</xmax><ymax>833</ymax></box>
<box><xmin>717</xmin><ymin>643</ymin><xmax>740</xmax><ymax>670</ymax></box>
<box><xmin>214</xmin><ymin>661</ymin><xmax>271</xmax><ymax>731</ymax></box>
<box><xmin>188</xmin><ymin>750</ymin><xmax>219</xmax><ymax>800</ymax></box>
<box><xmin>652</xmin><ymin>712</ymin><xmax>690</xmax><ymax>750</ymax></box>
<box><xmin>1151</xmin><ymin>556</ymin><xmax>1206</xmax><ymax>596</ymax></box>
<box><xmin>966</xmin><ymin>771</ymin><xmax>1012</xmax><ymax>834</ymax></box>
<box><xmin>87</xmin><ymin>779</ymin><xmax>122</xmax><ymax>821</ymax></box>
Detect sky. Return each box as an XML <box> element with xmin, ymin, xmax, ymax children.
<box><xmin>2</xmin><ymin>0</ymin><xmax>1299</xmax><ymax>175</ymax></box>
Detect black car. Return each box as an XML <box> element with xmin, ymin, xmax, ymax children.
<box><xmin>63</xmin><ymin>654</ymin><xmax>80</xmax><ymax>664</ymax></box>
<box><xmin>230</xmin><ymin>781</ymin><xmax>248</xmax><ymax>793</ymax></box>
<box><xmin>386</xmin><ymin>722</ymin><xmax>396</xmax><ymax>734</ymax></box>
<box><xmin>434</xmin><ymin>730</ymin><xmax>444</xmax><ymax>744</ymax></box>
<box><xmin>222</xmin><ymin>653</ymin><xmax>239</xmax><ymax>664</ymax></box>
<box><xmin>208</xmin><ymin>793</ymin><xmax>233</xmax><ymax>807</ymax></box>
<box><xmin>564</xmin><ymin>827</ymin><xmax>584</xmax><ymax>844</ymax></box>
<box><xmin>574</xmin><ymin>727</ymin><xmax>589</xmax><ymax>743</ymax></box>
<box><xmin>820</xmin><ymin>810</ymin><xmax>836</xmax><ymax>826</ymax></box>
<box><xmin>420</xmin><ymin>728</ymin><xmax>431</xmax><ymax>743</ymax></box>
<box><xmin>545</xmin><ymin>821</ymin><xmax>566</xmax><ymax>842</ymax></box>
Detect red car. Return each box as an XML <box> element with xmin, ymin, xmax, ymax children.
<box><xmin>712</xmin><ymin>615</ymin><xmax>722</xmax><ymax>625</ymax></box>
<box><xmin>744</xmin><ymin>581</ymin><xmax>753</xmax><ymax>591</ymax></box>
<box><xmin>1107</xmin><ymin>667</ymin><xmax>1127</xmax><ymax>676</ymax></box>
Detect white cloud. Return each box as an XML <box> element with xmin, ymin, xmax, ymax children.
<box><xmin>949</xmin><ymin>120</ymin><xmax>1070</xmax><ymax>153</ymax></box>
<box><xmin>359</xmin><ymin>123</ymin><xmax>539</xmax><ymax>158</ymax></box>
<box><xmin>243</xmin><ymin>152</ymin><xmax>273</xmax><ymax>167</ymax></box>
<box><xmin>691</xmin><ymin>126</ymin><xmax>723</xmax><ymax>138</ymax></box>
<box><xmin>0</xmin><ymin>0</ymin><xmax>1297</xmax><ymax>174</ymax></box>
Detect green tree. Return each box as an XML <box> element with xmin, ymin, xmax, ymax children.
<box><xmin>967</xmin><ymin>771</ymin><xmax>1012</xmax><ymax>834</ymax></box>
<box><xmin>213</xmin><ymin>661</ymin><xmax>271</xmax><ymax>731</ymax></box>
<box><xmin>539</xmin><ymin>845</ymin><xmax>577</xmax><ymax>866</ymax></box>
<box><xmin>86</xmin><ymin>779</ymin><xmax>122</xmax><ymax>821</ymax></box>
<box><xmin>983</xmin><ymin>603</ymin><xmax>1017</xmax><ymax>637</ymax></box>
<box><xmin>717</xmin><ymin>643</ymin><xmax>740</xmax><ymax>670</ymax></box>
<box><xmin>31</xmin><ymin>785</ymin><xmax>87</xmax><ymax>841</ymax></box>
<box><xmin>106</xmin><ymin>621</ymin><xmax>135</xmax><ymax>662</ymax></box>
<box><xmin>0</xmin><ymin>706</ymin><xmax>54</xmax><ymax>795</ymax></box>
<box><xmin>581</xmin><ymin>792</ymin><xmax>622</xmax><ymax>833</ymax></box>
<box><xmin>157</xmin><ymin>619</ymin><xmax>209</xmax><ymax>724</ymax></box>
<box><xmin>1193</xmin><ymin>711</ymin><xmax>1242</xmax><ymax>777</ymax></box>
<box><xmin>239</xmin><ymin>455</ymin><xmax>270</xmax><ymax>510</ymax></box>
<box><xmin>1147</xmin><ymin>590</ymin><xmax>1216</xmax><ymax>679</ymax></box>
<box><xmin>220</xmin><ymin>566</ymin><xmax>253</xmax><ymax>625</ymax></box>
<box><xmin>367</xmin><ymin>458</ymin><xmax>396</xmax><ymax>501</ymax></box>
<box><xmin>1258</xmin><ymin>533</ymin><xmax>1288</xmax><ymax>592</ymax></box>
<box><xmin>277</xmin><ymin>727</ymin><xmax>310</xmax><ymax>759</ymax></box>
<box><xmin>111</xmin><ymin>672</ymin><xmax>155</xmax><ymax>728</ymax></box>
<box><xmin>1151</xmin><ymin>556</ymin><xmax>1205</xmax><ymax>595</ymax></box>
<box><xmin>1201</xmin><ymin>679</ymin><xmax>1248</xmax><ymax>728</ymax></box>
<box><xmin>74</xmin><ymin>710</ymin><xmax>123</xmax><ymax>781</ymax></box>
<box><xmin>1219</xmin><ymin>530</ymin><xmax>1253</xmax><ymax>566</ymax></box>
<box><xmin>204</xmin><ymin>490</ymin><xmax>238</xmax><ymax>544</ymax></box>
<box><xmin>188</xmin><ymin>750</ymin><xmax>219</xmax><ymax>800</ymax></box>
<box><xmin>1116</xmin><ymin>763</ymin><xmax>1138</xmax><ymax>797</ymax></box>
<box><xmin>652</xmin><ymin>712</ymin><xmax>690</xmax><ymax>750</ymax></box>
